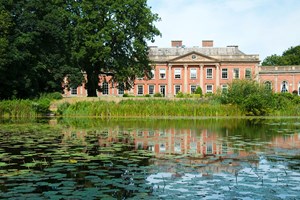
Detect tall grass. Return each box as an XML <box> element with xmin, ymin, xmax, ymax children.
<box><xmin>0</xmin><ymin>100</ymin><xmax>37</xmax><ymax>118</ymax></box>
<box><xmin>0</xmin><ymin>97</ymin><xmax>52</xmax><ymax>118</ymax></box>
<box><xmin>58</xmin><ymin>99</ymin><xmax>242</xmax><ymax>117</ymax></box>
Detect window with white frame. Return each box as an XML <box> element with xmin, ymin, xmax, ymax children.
<box><xmin>137</xmin><ymin>85</ymin><xmax>143</xmax><ymax>95</ymax></box>
<box><xmin>151</xmin><ymin>69</ymin><xmax>155</xmax><ymax>79</ymax></box>
<box><xmin>149</xmin><ymin>85</ymin><xmax>154</xmax><ymax>95</ymax></box>
<box><xmin>221</xmin><ymin>84</ymin><xmax>228</xmax><ymax>93</ymax></box>
<box><xmin>265</xmin><ymin>81</ymin><xmax>272</xmax><ymax>90</ymax></box>
<box><xmin>206</xmin><ymin>142</ymin><xmax>213</xmax><ymax>154</ymax></box>
<box><xmin>191</xmin><ymin>85</ymin><xmax>197</xmax><ymax>94</ymax></box>
<box><xmin>206</xmin><ymin>84</ymin><xmax>213</xmax><ymax>93</ymax></box>
<box><xmin>222</xmin><ymin>68</ymin><xmax>228</xmax><ymax>79</ymax></box>
<box><xmin>281</xmin><ymin>81</ymin><xmax>288</xmax><ymax>93</ymax></box>
<box><xmin>160</xmin><ymin>143</ymin><xmax>166</xmax><ymax>152</ymax></box>
<box><xmin>233</xmin><ymin>68</ymin><xmax>239</xmax><ymax>79</ymax></box>
<box><xmin>118</xmin><ymin>83</ymin><xmax>124</xmax><ymax>95</ymax></box>
<box><xmin>159</xmin><ymin>69</ymin><xmax>166</xmax><ymax>79</ymax></box>
<box><xmin>174</xmin><ymin>68</ymin><xmax>181</xmax><ymax>79</ymax></box>
<box><xmin>298</xmin><ymin>82</ymin><xmax>300</xmax><ymax>95</ymax></box>
<box><xmin>175</xmin><ymin>85</ymin><xmax>181</xmax><ymax>94</ymax></box>
<box><xmin>190</xmin><ymin>68</ymin><xmax>197</xmax><ymax>79</ymax></box>
<box><xmin>71</xmin><ymin>88</ymin><xmax>77</xmax><ymax>95</ymax></box>
<box><xmin>206</xmin><ymin>68</ymin><xmax>213</xmax><ymax>79</ymax></box>
<box><xmin>222</xmin><ymin>142</ymin><xmax>228</xmax><ymax>154</ymax></box>
<box><xmin>102</xmin><ymin>82</ymin><xmax>109</xmax><ymax>95</ymax></box>
<box><xmin>160</xmin><ymin>85</ymin><xmax>166</xmax><ymax>96</ymax></box>
<box><xmin>245</xmin><ymin>68</ymin><xmax>251</xmax><ymax>79</ymax></box>
<box><xmin>174</xmin><ymin>142</ymin><xmax>181</xmax><ymax>153</ymax></box>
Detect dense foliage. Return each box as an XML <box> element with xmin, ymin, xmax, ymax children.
<box><xmin>262</xmin><ymin>45</ymin><xmax>300</xmax><ymax>66</ymax></box>
<box><xmin>0</xmin><ymin>0</ymin><xmax>160</xmax><ymax>99</ymax></box>
<box><xmin>217</xmin><ymin>79</ymin><xmax>300</xmax><ymax>116</ymax></box>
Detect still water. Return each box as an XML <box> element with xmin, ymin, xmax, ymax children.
<box><xmin>0</xmin><ymin>118</ymin><xmax>300</xmax><ymax>199</ymax></box>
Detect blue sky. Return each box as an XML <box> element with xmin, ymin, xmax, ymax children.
<box><xmin>147</xmin><ymin>0</ymin><xmax>300</xmax><ymax>61</ymax></box>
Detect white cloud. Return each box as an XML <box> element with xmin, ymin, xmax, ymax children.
<box><xmin>148</xmin><ymin>0</ymin><xmax>300</xmax><ymax>61</ymax></box>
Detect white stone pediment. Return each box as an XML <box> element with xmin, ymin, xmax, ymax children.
<box><xmin>168</xmin><ymin>51</ymin><xmax>218</xmax><ymax>63</ymax></box>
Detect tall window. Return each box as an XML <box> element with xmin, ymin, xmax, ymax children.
<box><xmin>175</xmin><ymin>85</ymin><xmax>181</xmax><ymax>94</ymax></box>
<box><xmin>137</xmin><ymin>85</ymin><xmax>143</xmax><ymax>95</ymax></box>
<box><xmin>102</xmin><ymin>82</ymin><xmax>109</xmax><ymax>95</ymax></box>
<box><xmin>151</xmin><ymin>69</ymin><xmax>155</xmax><ymax>79</ymax></box>
<box><xmin>160</xmin><ymin>85</ymin><xmax>166</xmax><ymax>97</ymax></box>
<box><xmin>118</xmin><ymin>83</ymin><xmax>124</xmax><ymax>95</ymax></box>
<box><xmin>149</xmin><ymin>85</ymin><xmax>154</xmax><ymax>95</ymax></box>
<box><xmin>206</xmin><ymin>142</ymin><xmax>213</xmax><ymax>154</ymax></box>
<box><xmin>298</xmin><ymin>82</ymin><xmax>300</xmax><ymax>96</ymax></box>
<box><xmin>159</xmin><ymin>69</ymin><xmax>166</xmax><ymax>79</ymax></box>
<box><xmin>174</xmin><ymin>68</ymin><xmax>181</xmax><ymax>79</ymax></box>
<box><xmin>71</xmin><ymin>88</ymin><xmax>77</xmax><ymax>95</ymax></box>
<box><xmin>206</xmin><ymin>68</ymin><xmax>213</xmax><ymax>79</ymax></box>
<box><xmin>190</xmin><ymin>68</ymin><xmax>197</xmax><ymax>79</ymax></box>
<box><xmin>191</xmin><ymin>85</ymin><xmax>197</xmax><ymax>93</ymax></box>
<box><xmin>245</xmin><ymin>68</ymin><xmax>251</xmax><ymax>79</ymax></box>
<box><xmin>281</xmin><ymin>81</ymin><xmax>288</xmax><ymax>93</ymax></box>
<box><xmin>221</xmin><ymin>84</ymin><xmax>228</xmax><ymax>93</ymax></box>
<box><xmin>206</xmin><ymin>85</ymin><xmax>213</xmax><ymax>93</ymax></box>
<box><xmin>222</xmin><ymin>68</ymin><xmax>228</xmax><ymax>79</ymax></box>
<box><xmin>233</xmin><ymin>68</ymin><xmax>239</xmax><ymax>79</ymax></box>
<box><xmin>264</xmin><ymin>81</ymin><xmax>272</xmax><ymax>90</ymax></box>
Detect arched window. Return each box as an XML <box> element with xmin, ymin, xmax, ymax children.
<box><xmin>102</xmin><ymin>82</ymin><xmax>109</xmax><ymax>95</ymax></box>
<box><xmin>264</xmin><ymin>81</ymin><xmax>272</xmax><ymax>90</ymax></box>
<box><xmin>281</xmin><ymin>81</ymin><xmax>288</xmax><ymax>93</ymax></box>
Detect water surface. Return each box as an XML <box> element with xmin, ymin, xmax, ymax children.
<box><xmin>0</xmin><ymin>118</ymin><xmax>300</xmax><ymax>199</ymax></box>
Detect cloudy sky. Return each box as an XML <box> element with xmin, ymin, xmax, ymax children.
<box><xmin>147</xmin><ymin>0</ymin><xmax>300</xmax><ymax>62</ymax></box>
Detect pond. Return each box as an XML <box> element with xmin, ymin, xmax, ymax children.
<box><xmin>0</xmin><ymin>118</ymin><xmax>300</xmax><ymax>199</ymax></box>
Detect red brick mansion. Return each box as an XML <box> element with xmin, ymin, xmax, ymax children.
<box><xmin>64</xmin><ymin>40</ymin><xmax>300</xmax><ymax>97</ymax></box>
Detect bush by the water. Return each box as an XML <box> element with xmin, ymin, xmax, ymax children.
<box><xmin>216</xmin><ymin>79</ymin><xmax>300</xmax><ymax>116</ymax></box>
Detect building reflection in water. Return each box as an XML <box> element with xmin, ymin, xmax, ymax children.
<box><xmin>61</xmin><ymin>127</ymin><xmax>262</xmax><ymax>174</ymax></box>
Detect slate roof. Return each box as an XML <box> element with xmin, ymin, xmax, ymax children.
<box><xmin>148</xmin><ymin>46</ymin><xmax>260</xmax><ymax>63</ymax></box>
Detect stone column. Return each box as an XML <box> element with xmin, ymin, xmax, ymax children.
<box><xmin>216</xmin><ymin>64</ymin><xmax>220</xmax><ymax>89</ymax></box>
<box><xmin>292</xmin><ymin>74</ymin><xmax>295</xmax><ymax>91</ymax></box>
<box><xmin>184</xmin><ymin>64</ymin><xmax>188</xmax><ymax>93</ymax></box>
<box><xmin>275</xmin><ymin>75</ymin><xmax>278</xmax><ymax>93</ymax></box>
<box><xmin>200</xmin><ymin>64</ymin><xmax>204</xmax><ymax>90</ymax></box>
<box><xmin>168</xmin><ymin>64</ymin><xmax>172</xmax><ymax>97</ymax></box>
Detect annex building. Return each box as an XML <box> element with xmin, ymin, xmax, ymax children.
<box><xmin>64</xmin><ymin>40</ymin><xmax>300</xmax><ymax>97</ymax></box>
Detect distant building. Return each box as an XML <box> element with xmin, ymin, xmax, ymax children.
<box><xmin>64</xmin><ymin>40</ymin><xmax>300</xmax><ymax>97</ymax></box>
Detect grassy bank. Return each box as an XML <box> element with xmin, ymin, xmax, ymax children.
<box><xmin>0</xmin><ymin>92</ymin><xmax>62</xmax><ymax>118</ymax></box>
<box><xmin>57</xmin><ymin>99</ymin><xmax>242</xmax><ymax>117</ymax></box>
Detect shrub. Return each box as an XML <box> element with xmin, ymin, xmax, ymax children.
<box><xmin>57</xmin><ymin>102</ymin><xmax>70</xmax><ymax>115</ymax></box>
<box><xmin>144</xmin><ymin>94</ymin><xmax>151</xmax><ymax>97</ymax></box>
<box><xmin>153</xmin><ymin>93</ymin><xmax>162</xmax><ymax>97</ymax></box>
<box><xmin>219</xmin><ymin>79</ymin><xmax>275</xmax><ymax>116</ymax></box>
<box><xmin>40</xmin><ymin>92</ymin><xmax>63</xmax><ymax>100</ymax></box>
<box><xmin>194</xmin><ymin>87</ymin><xmax>203</xmax><ymax>97</ymax></box>
<box><xmin>176</xmin><ymin>92</ymin><xmax>184</xmax><ymax>98</ymax></box>
<box><xmin>32</xmin><ymin>98</ymin><xmax>51</xmax><ymax>114</ymax></box>
<box><xmin>123</xmin><ymin>93</ymin><xmax>129</xmax><ymax>97</ymax></box>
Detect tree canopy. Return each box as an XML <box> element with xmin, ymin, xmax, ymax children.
<box><xmin>0</xmin><ymin>0</ymin><xmax>160</xmax><ymax>99</ymax></box>
<box><xmin>262</xmin><ymin>45</ymin><xmax>300</xmax><ymax>66</ymax></box>
<box><xmin>69</xmin><ymin>0</ymin><xmax>160</xmax><ymax>96</ymax></box>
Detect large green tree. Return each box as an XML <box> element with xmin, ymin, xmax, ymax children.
<box><xmin>69</xmin><ymin>0</ymin><xmax>160</xmax><ymax>97</ymax></box>
<box><xmin>0</xmin><ymin>0</ymin><xmax>82</xmax><ymax>99</ymax></box>
<box><xmin>262</xmin><ymin>45</ymin><xmax>300</xmax><ymax>66</ymax></box>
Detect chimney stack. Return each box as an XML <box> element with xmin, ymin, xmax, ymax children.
<box><xmin>171</xmin><ymin>40</ymin><xmax>183</xmax><ymax>47</ymax></box>
<box><xmin>202</xmin><ymin>40</ymin><xmax>213</xmax><ymax>47</ymax></box>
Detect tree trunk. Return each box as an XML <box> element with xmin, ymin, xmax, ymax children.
<box><xmin>86</xmin><ymin>70</ymin><xmax>99</xmax><ymax>97</ymax></box>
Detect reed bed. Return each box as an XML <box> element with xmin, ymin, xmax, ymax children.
<box><xmin>0</xmin><ymin>100</ymin><xmax>37</xmax><ymax>118</ymax></box>
<box><xmin>59</xmin><ymin>99</ymin><xmax>242</xmax><ymax>117</ymax></box>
